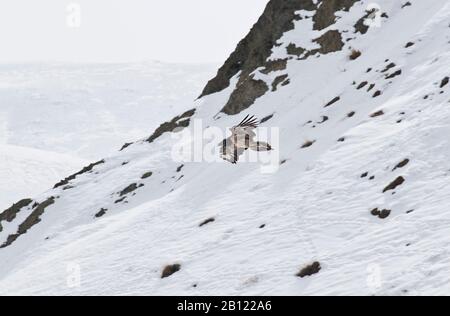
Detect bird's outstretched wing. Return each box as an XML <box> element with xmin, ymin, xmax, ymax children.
<box><xmin>235</xmin><ymin>114</ymin><xmax>259</xmax><ymax>129</ymax></box>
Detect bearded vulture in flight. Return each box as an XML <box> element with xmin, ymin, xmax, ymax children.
<box><xmin>220</xmin><ymin>115</ymin><xmax>272</xmax><ymax>164</ymax></box>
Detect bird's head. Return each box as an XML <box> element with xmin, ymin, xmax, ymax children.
<box><xmin>229</xmin><ymin>115</ymin><xmax>259</xmax><ymax>135</ymax></box>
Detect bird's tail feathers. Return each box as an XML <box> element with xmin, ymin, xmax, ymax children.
<box><xmin>249</xmin><ymin>141</ymin><xmax>272</xmax><ymax>151</ymax></box>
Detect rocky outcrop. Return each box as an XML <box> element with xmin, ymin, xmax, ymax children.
<box><xmin>200</xmin><ymin>0</ymin><xmax>320</xmax><ymax>115</ymax></box>
<box><xmin>199</xmin><ymin>0</ymin><xmax>316</xmax><ymax>99</ymax></box>
<box><xmin>1</xmin><ymin>197</ymin><xmax>55</xmax><ymax>248</ymax></box>
<box><xmin>222</xmin><ymin>77</ymin><xmax>269</xmax><ymax>115</ymax></box>
<box><xmin>296</xmin><ymin>261</ymin><xmax>321</xmax><ymax>277</ymax></box>
<box><xmin>199</xmin><ymin>0</ymin><xmax>360</xmax><ymax>115</ymax></box>
<box><xmin>314</xmin><ymin>30</ymin><xmax>345</xmax><ymax>54</ymax></box>
<box><xmin>260</xmin><ymin>59</ymin><xmax>288</xmax><ymax>74</ymax></box>
<box><xmin>287</xmin><ymin>29</ymin><xmax>344</xmax><ymax>60</ymax></box>
<box><xmin>383</xmin><ymin>176</ymin><xmax>405</xmax><ymax>193</ymax></box>
<box><xmin>313</xmin><ymin>0</ymin><xmax>359</xmax><ymax>30</ymax></box>
<box><xmin>119</xmin><ymin>183</ymin><xmax>144</xmax><ymax>197</ymax></box>
<box><xmin>161</xmin><ymin>264</ymin><xmax>181</xmax><ymax>278</ymax></box>
<box><xmin>146</xmin><ymin>109</ymin><xmax>195</xmax><ymax>143</ymax></box>
<box><xmin>54</xmin><ymin>160</ymin><xmax>105</xmax><ymax>189</ymax></box>
<box><xmin>272</xmin><ymin>74</ymin><xmax>290</xmax><ymax>91</ymax></box>
<box><xmin>0</xmin><ymin>199</ymin><xmax>33</xmax><ymax>232</ymax></box>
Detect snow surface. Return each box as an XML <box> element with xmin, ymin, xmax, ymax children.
<box><xmin>1</xmin><ymin>0</ymin><xmax>450</xmax><ymax>295</ymax></box>
<box><xmin>0</xmin><ymin>144</ymin><xmax>85</xmax><ymax>210</ymax></box>
<box><xmin>0</xmin><ymin>61</ymin><xmax>215</xmax><ymax>210</ymax></box>
<box><xmin>0</xmin><ymin>61</ymin><xmax>215</xmax><ymax>160</ymax></box>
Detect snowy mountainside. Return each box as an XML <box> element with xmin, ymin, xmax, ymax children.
<box><xmin>0</xmin><ymin>144</ymin><xmax>85</xmax><ymax>211</ymax></box>
<box><xmin>1</xmin><ymin>0</ymin><xmax>450</xmax><ymax>295</ymax></box>
<box><xmin>0</xmin><ymin>61</ymin><xmax>214</xmax><ymax>210</ymax></box>
<box><xmin>0</xmin><ymin>61</ymin><xmax>215</xmax><ymax>160</ymax></box>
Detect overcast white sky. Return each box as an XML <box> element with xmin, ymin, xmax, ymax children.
<box><xmin>0</xmin><ymin>0</ymin><xmax>269</xmax><ymax>64</ymax></box>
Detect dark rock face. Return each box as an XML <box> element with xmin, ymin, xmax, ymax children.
<box><xmin>146</xmin><ymin>109</ymin><xmax>195</xmax><ymax>143</ymax></box>
<box><xmin>199</xmin><ymin>0</ymin><xmax>360</xmax><ymax>115</ymax></box>
<box><xmin>382</xmin><ymin>62</ymin><xmax>396</xmax><ymax>73</ymax></box>
<box><xmin>297</xmin><ymin>261</ymin><xmax>321</xmax><ymax>277</ymax></box>
<box><xmin>324</xmin><ymin>96</ymin><xmax>341</xmax><ymax>108</ymax></box>
<box><xmin>95</xmin><ymin>208</ymin><xmax>108</xmax><ymax>218</ymax></box>
<box><xmin>1</xmin><ymin>197</ymin><xmax>55</xmax><ymax>248</ymax></box>
<box><xmin>161</xmin><ymin>264</ymin><xmax>181</xmax><ymax>278</ymax></box>
<box><xmin>176</xmin><ymin>164</ymin><xmax>184</xmax><ymax>173</ymax></box>
<box><xmin>286</xmin><ymin>43</ymin><xmax>306</xmax><ymax>57</ymax></box>
<box><xmin>222</xmin><ymin>77</ymin><xmax>269</xmax><ymax>115</ymax></box>
<box><xmin>393</xmin><ymin>159</ymin><xmax>409</xmax><ymax>171</ymax></box>
<box><xmin>349</xmin><ymin>49</ymin><xmax>362</xmax><ymax>60</ymax></box>
<box><xmin>114</xmin><ymin>197</ymin><xmax>126</xmax><ymax>204</ymax></box>
<box><xmin>383</xmin><ymin>176</ymin><xmax>405</xmax><ymax>193</ymax></box>
<box><xmin>54</xmin><ymin>160</ymin><xmax>105</xmax><ymax>189</ymax></box>
<box><xmin>354</xmin><ymin>12</ymin><xmax>370</xmax><ymax>34</ymax></box>
<box><xmin>272</xmin><ymin>74</ymin><xmax>290</xmax><ymax>91</ymax></box>
<box><xmin>313</xmin><ymin>30</ymin><xmax>345</xmax><ymax>54</ymax></box>
<box><xmin>372</xmin><ymin>90</ymin><xmax>382</xmax><ymax>98</ymax></box>
<box><xmin>371</xmin><ymin>208</ymin><xmax>391</xmax><ymax>219</ymax></box>
<box><xmin>289</xmin><ymin>30</ymin><xmax>344</xmax><ymax>60</ymax></box>
<box><xmin>370</xmin><ymin>110</ymin><xmax>384</xmax><ymax>117</ymax></box>
<box><xmin>313</xmin><ymin>0</ymin><xmax>360</xmax><ymax>30</ymax></box>
<box><xmin>141</xmin><ymin>172</ymin><xmax>153</xmax><ymax>179</ymax></box>
<box><xmin>386</xmin><ymin>69</ymin><xmax>402</xmax><ymax>79</ymax></box>
<box><xmin>301</xmin><ymin>140</ymin><xmax>315</xmax><ymax>148</ymax></box>
<box><xmin>379</xmin><ymin>209</ymin><xmax>391</xmax><ymax>219</ymax></box>
<box><xmin>357</xmin><ymin>82</ymin><xmax>368</xmax><ymax>89</ymax></box>
<box><xmin>119</xmin><ymin>183</ymin><xmax>144</xmax><ymax>197</ymax></box>
<box><xmin>0</xmin><ymin>199</ymin><xmax>33</xmax><ymax>232</ymax></box>
<box><xmin>199</xmin><ymin>0</ymin><xmax>316</xmax><ymax>99</ymax></box>
<box><xmin>260</xmin><ymin>59</ymin><xmax>288</xmax><ymax>74</ymax></box>
<box><xmin>119</xmin><ymin>142</ymin><xmax>133</xmax><ymax>151</ymax></box>
<box><xmin>199</xmin><ymin>217</ymin><xmax>215</xmax><ymax>227</ymax></box>
<box><xmin>260</xmin><ymin>114</ymin><xmax>274</xmax><ymax>123</ymax></box>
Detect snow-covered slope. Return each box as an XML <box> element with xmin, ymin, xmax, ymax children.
<box><xmin>0</xmin><ymin>61</ymin><xmax>215</xmax><ymax>160</ymax></box>
<box><xmin>1</xmin><ymin>0</ymin><xmax>450</xmax><ymax>295</ymax></box>
<box><xmin>0</xmin><ymin>61</ymin><xmax>215</xmax><ymax>212</ymax></box>
<box><xmin>0</xmin><ymin>145</ymin><xmax>85</xmax><ymax>210</ymax></box>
